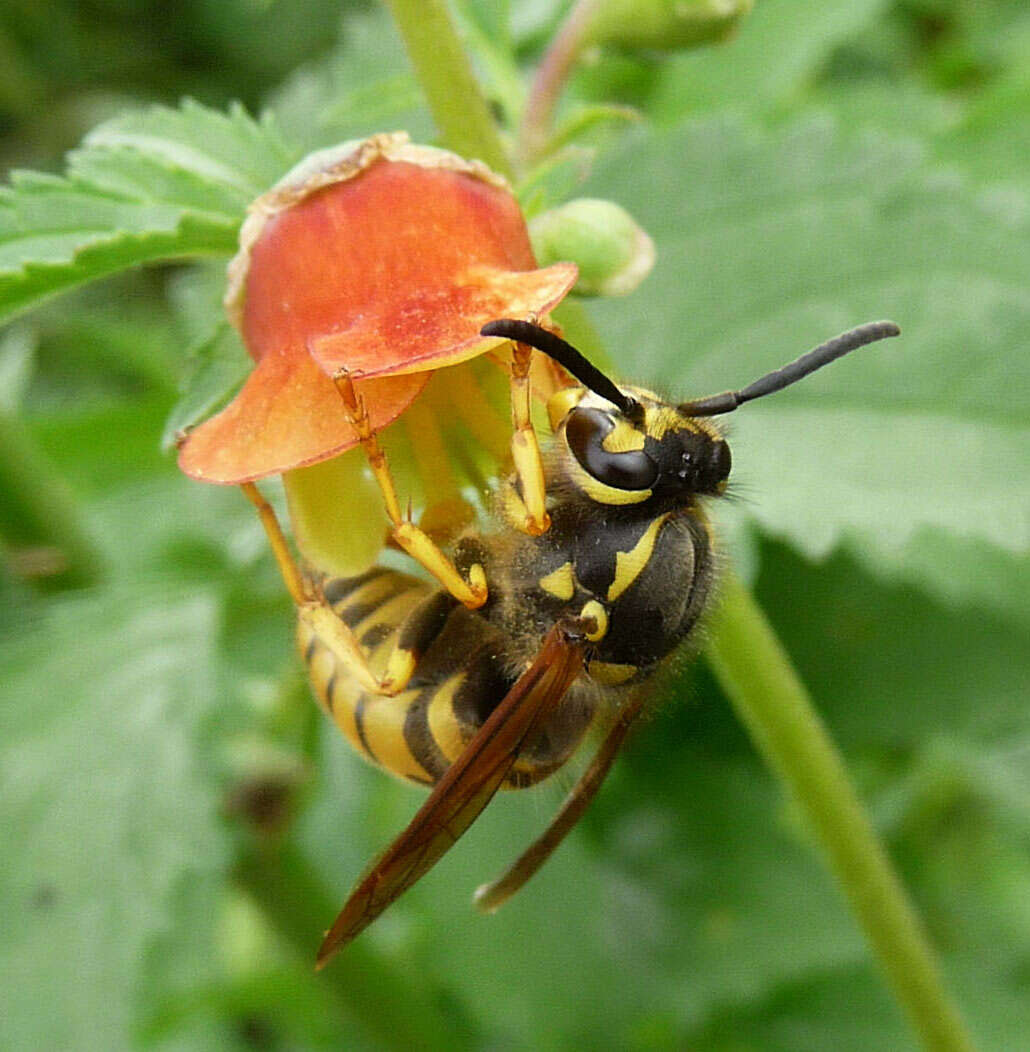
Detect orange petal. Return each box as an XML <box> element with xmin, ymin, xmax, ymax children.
<box><xmin>177</xmin><ymin>353</ymin><xmax>428</xmax><ymax>484</ymax></box>
<box><xmin>308</xmin><ymin>262</ymin><xmax>578</xmax><ymax>378</ymax></box>
<box><xmin>178</xmin><ymin>134</ymin><xmax>577</xmax><ymax>483</ymax></box>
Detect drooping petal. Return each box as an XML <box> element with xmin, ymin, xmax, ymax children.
<box><xmin>177</xmin><ymin>134</ymin><xmax>577</xmax><ymax>485</ymax></box>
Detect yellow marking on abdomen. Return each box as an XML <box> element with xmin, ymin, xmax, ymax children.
<box><xmin>607</xmin><ymin>513</ymin><xmax>672</xmax><ymax>601</ymax></box>
<box><xmin>539</xmin><ymin>561</ymin><xmax>575</xmax><ymax>600</ymax></box>
<box><xmin>334</xmin><ymin>572</ymin><xmax>402</xmax><ymax>615</ymax></box>
<box><xmin>352</xmin><ymin>590</ymin><xmax>423</xmax><ymax>646</ymax></box>
<box><xmin>587</xmin><ymin>660</ymin><xmax>638</xmax><ymax>685</ymax></box>
<box><xmin>427</xmin><ymin>673</ymin><xmax>470</xmax><ymax>765</ymax></box>
<box><xmin>359</xmin><ymin>688</ymin><xmax>431</xmax><ymax>783</ymax></box>
<box><xmin>298</xmin><ymin>621</ymin><xmax>363</xmax><ymax>746</ymax></box>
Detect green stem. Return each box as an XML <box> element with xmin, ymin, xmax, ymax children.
<box><xmin>382</xmin><ymin>0</ymin><xmax>512</xmax><ymax>179</ymax></box>
<box><xmin>0</xmin><ymin>409</ymin><xmax>103</xmax><ymax>588</ymax></box>
<box><xmin>518</xmin><ymin>0</ymin><xmax>602</xmax><ymax>165</ymax></box>
<box><xmin>705</xmin><ymin>570</ymin><xmax>975</xmax><ymax>1052</ymax></box>
<box><xmin>235</xmin><ymin>843</ymin><xmax>477</xmax><ymax>1050</ymax></box>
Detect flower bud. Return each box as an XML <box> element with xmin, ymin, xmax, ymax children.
<box><xmin>585</xmin><ymin>0</ymin><xmax>753</xmax><ymax>52</ymax></box>
<box><xmin>530</xmin><ymin>198</ymin><xmax>655</xmax><ymax>297</ymax></box>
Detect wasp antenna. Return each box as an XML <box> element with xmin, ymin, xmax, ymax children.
<box><xmin>481</xmin><ymin>320</ymin><xmax>639</xmax><ymax>418</ymax></box>
<box><xmin>679</xmin><ymin>321</ymin><xmax>901</xmax><ymax>417</ymax></box>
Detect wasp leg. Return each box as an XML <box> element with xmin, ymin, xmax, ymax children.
<box><xmin>241</xmin><ymin>481</ymin><xmax>309</xmax><ymax>605</ymax></box>
<box><xmin>243</xmin><ymin>481</ymin><xmax>449</xmax><ymax>697</ymax></box>
<box><xmin>507</xmin><ymin>338</ymin><xmax>551</xmax><ymax>536</ymax></box>
<box><xmin>333</xmin><ymin>372</ymin><xmax>487</xmax><ymax>609</ymax></box>
<box><xmin>302</xmin><ymin>582</ymin><xmax>458</xmax><ymax>697</ymax></box>
<box><xmin>474</xmin><ymin>691</ymin><xmax>648</xmax><ymax>913</ymax></box>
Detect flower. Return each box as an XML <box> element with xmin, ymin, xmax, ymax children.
<box><xmin>176</xmin><ymin>133</ymin><xmax>578</xmax><ymax>573</ymax></box>
<box><xmin>177</xmin><ymin>132</ymin><xmax>577</xmax><ymax>485</ymax></box>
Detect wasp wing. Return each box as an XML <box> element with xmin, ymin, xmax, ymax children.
<box><xmin>475</xmin><ymin>691</ymin><xmax>647</xmax><ymax>913</ymax></box>
<box><xmin>315</xmin><ymin>621</ymin><xmax>586</xmax><ymax>968</ymax></box>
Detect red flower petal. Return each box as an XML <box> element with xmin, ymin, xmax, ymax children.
<box><xmin>178</xmin><ymin>135</ymin><xmax>577</xmax><ymax>484</ymax></box>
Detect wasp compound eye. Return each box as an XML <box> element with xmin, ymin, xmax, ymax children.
<box><xmin>565</xmin><ymin>407</ymin><xmax>658</xmax><ymax>491</ymax></box>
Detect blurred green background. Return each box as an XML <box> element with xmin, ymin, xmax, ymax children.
<box><xmin>1</xmin><ymin>1</ymin><xmax>1028</xmax><ymax>1049</ymax></box>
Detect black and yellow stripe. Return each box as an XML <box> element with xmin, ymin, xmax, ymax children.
<box><xmin>298</xmin><ymin>568</ymin><xmax>597</xmax><ymax>789</ymax></box>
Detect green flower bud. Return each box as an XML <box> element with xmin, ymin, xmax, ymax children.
<box><xmin>585</xmin><ymin>0</ymin><xmax>753</xmax><ymax>52</ymax></box>
<box><xmin>530</xmin><ymin>198</ymin><xmax>655</xmax><ymax>298</ymax></box>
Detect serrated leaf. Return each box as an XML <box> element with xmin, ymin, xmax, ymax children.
<box><xmin>162</xmin><ymin>320</ymin><xmax>251</xmax><ymax>451</ymax></box>
<box><xmin>584</xmin><ymin>116</ymin><xmax>1030</xmax><ymax>590</ymax></box>
<box><xmin>0</xmin><ymin>101</ymin><xmax>299</xmax><ymax>326</ymax></box>
<box><xmin>0</xmin><ymin>589</ymin><xmax>228</xmax><ymax>1049</ymax></box>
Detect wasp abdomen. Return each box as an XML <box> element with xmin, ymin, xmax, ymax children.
<box><xmin>299</xmin><ymin>567</ymin><xmax>598</xmax><ymax>789</ymax></box>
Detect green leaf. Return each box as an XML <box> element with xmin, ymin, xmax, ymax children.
<box><xmin>754</xmin><ymin>543</ymin><xmax>1030</xmax><ymax>752</ymax></box>
<box><xmin>0</xmin><ymin>588</ymin><xmax>228</xmax><ymax>1049</ymax></box>
<box><xmin>0</xmin><ymin>100</ymin><xmax>298</xmax><ymax>326</ymax></box>
<box><xmin>268</xmin><ymin>9</ymin><xmax>433</xmax><ymax>153</ymax></box>
<box><xmin>648</xmin><ymin>0</ymin><xmax>893</xmax><ymax>121</ymax></box>
<box><xmin>0</xmin><ymin>322</ymin><xmax>36</xmax><ymax>412</ymax></box>
<box><xmin>162</xmin><ymin>321</ymin><xmax>250</xmax><ymax>452</ymax></box>
<box><xmin>584</xmin><ymin>116</ymin><xmax>1030</xmax><ymax>590</ymax></box>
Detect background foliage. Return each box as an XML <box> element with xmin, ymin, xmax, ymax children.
<box><xmin>1</xmin><ymin>1</ymin><xmax>1027</xmax><ymax>1049</ymax></box>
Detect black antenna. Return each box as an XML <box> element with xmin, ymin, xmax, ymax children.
<box><xmin>678</xmin><ymin>321</ymin><xmax>901</xmax><ymax>417</ymax></box>
<box><xmin>481</xmin><ymin>320</ymin><xmax>638</xmax><ymax>417</ymax></box>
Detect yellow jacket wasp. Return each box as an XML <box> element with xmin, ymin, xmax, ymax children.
<box><xmin>242</xmin><ymin>316</ymin><xmax>899</xmax><ymax>966</ymax></box>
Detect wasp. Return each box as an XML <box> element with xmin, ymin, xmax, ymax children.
<box><xmin>242</xmin><ymin>317</ymin><xmax>899</xmax><ymax>967</ymax></box>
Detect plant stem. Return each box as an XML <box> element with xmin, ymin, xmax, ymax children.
<box><xmin>519</xmin><ymin>0</ymin><xmax>601</xmax><ymax>165</ymax></box>
<box><xmin>0</xmin><ymin>409</ymin><xmax>103</xmax><ymax>588</ymax></box>
<box><xmin>235</xmin><ymin>843</ymin><xmax>477</xmax><ymax>1050</ymax></box>
<box><xmin>382</xmin><ymin>0</ymin><xmax>513</xmax><ymax>179</ymax></box>
<box><xmin>705</xmin><ymin>570</ymin><xmax>975</xmax><ymax>1052</ymax></box>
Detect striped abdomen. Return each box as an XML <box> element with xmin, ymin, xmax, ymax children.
<box><xmin>298</xmin><ymin>568</ymin><xmax>597</xmax><ymax>789</ymax></box>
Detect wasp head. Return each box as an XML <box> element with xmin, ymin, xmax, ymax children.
<box><xmin>547</xmin><ymin>386</ymin><xmax>731</xmax><ymax>508</ymax></box>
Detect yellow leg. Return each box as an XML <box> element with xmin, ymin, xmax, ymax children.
<box><xmin>508</xmin><ymin>339</ymin><xmax>551</xmax><ymax>536</ymax></box>
<box><xmin>333</xmin><ymin>373</ymin><xmax>487</xmax><ymax>609</ymax></box>
<box><xmin>241</xmin><ymin>482</ymin><xmax>309</xmax><ymax>605</ymax></box>
<box><xmin>242</xmin><ymin>481</ymin><xmax>419</xmax><ymax>696</ymax></box>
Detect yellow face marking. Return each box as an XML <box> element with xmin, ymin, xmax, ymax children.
<box><xmin>580</xmin><ymin>600</ymin><xmax>609</xmax><ymax>642</ymax></box>
<box><xmin>360</xmin><ymin>688</ymin><xmax>430</xmax><ymax>783</ymax></box>
<box><xmin>570</xmin><ymin>458</ymin><xmax>652</xmax><ymax>506</ymax></box>
<box><xmin>587</xmin><ymin>661</ymin><xmax>638</xmax><ymax>685</ymax></box>
<box><xmin>427</xmin><ymin>672</ymin><xmax>469</xmax><ymax>764</ymax></box>
<box><xmin>601</xmin><ymin>419</ymin><xmax>646</xmax><ymax>453</ymax></box>
<box><xmin>539</xmin><ymin>562</ymin><xmax>575</xmax><ymax>600</ymax></box>
<box><xmin>607</xmin><ymin>513</ymin><xmax>672</xmax><ymax>602</ymax></box>
<box><xmin>547</xmin><ymin>386</ymin><xmax>585</xmax><ymax>431</ymax></box>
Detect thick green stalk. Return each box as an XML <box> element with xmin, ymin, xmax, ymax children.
<box><xmin>235</xmin><ymin>843</ymin><xmax>476</xmax><ymax>1050</ymax></box>
<box><xmin>382</xmin><ymin>0</ymin><xmax>512</xmax><ymax>178</ymax></box>
<box><xmin>706</xmin><ymin>570</ymin><xmax>974</xmax><ymax>1052</ymax></box>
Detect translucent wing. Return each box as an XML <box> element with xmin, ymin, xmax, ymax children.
<box><xmin>474</xmin><ymin>691</ymin><xmax>647</xmax><ymax>913</ymax></box>
<box><xmin>316</xmin><ymin>621</ymin><xmax>587</xmax><ymax>967</ymax></box>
